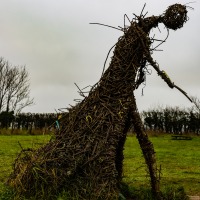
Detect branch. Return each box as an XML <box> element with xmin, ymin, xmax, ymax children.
<box><xmin>74</xmin><ymin>82</ymin><xmax>86</xmax><ymax>98</ymax></box>
<box><xmin>89</xmin><ymin>23</ymin><xmax>123</xmax><ymax>31</ymax></box>
<box><xmin>173</xmin><ymin>85</ymin><xmax>192</xmax><ymax>102</ymax></box>
<box><xmin>146</xmin><ymin>53</ymin><xmax>193</xmax><ymax>103</ymax></box>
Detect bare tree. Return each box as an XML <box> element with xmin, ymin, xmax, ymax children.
<box><xmin>190</xmin><ymin>96</ymin><xmax>200</xmax><ymax>113</ymax></box>
<box><xmin>0</xmin><ymin>59</ymin><xmax>9</xmax><ymax>111</ymax></box>
<box><xmin>0</xmin><ymin>57</ymin><xmax>34</xmax><ymax>113</ymax></box>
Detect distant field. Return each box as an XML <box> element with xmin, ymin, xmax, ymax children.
<box><xmin>0</xmin><ymin>134</ymin><xmax>199</xmax><ymax>197</ymax></box>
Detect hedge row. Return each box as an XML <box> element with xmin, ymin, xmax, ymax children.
<box><xmin>142</xmin><ymin>107</ymin><xmax>200</xmax><ymax>134</ymax></box>
<box><xmin>1</xmin><ymin>107</ymin><xmax>200</xmax><ymax>135</ymax></box>
<box><xmin>0</xmin><ymin>111</ymin><xmax>58</xmax><ymax>131</ymax></box>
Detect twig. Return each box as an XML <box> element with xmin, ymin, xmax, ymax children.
<box><xmin>89</xmin><ymin>23</ymin><xmax>122</xmax><ymax>31</ymax></box>
<box><xmin>101</xmin><ymin>43</ymin><xmax>116</xmax><ymax>78</ymax></box>
<box><xmin>174</xmin><ymin>84</ymin><xmax>192</xmax><ymax>102</ymax></box>
<box><xmin>140</xmin><ymin>3</ymin><xmax>146</xmax><ymax>17</ymax></box>
<box><xmin>74</xmin><ymin>82</ymin><xmax>86</xmax><ymax>97</ymax></box>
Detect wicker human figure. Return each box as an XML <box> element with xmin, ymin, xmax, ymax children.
<box><xmin>8</xmin><ymin>4</ymin><xmax>190</xmax><ymax>200</ymax></box>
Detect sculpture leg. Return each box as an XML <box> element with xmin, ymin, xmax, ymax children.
<box><xmin>131</xmin><ymin>108</ymin><xmax>161</xmax><ymax>199</ymax></box>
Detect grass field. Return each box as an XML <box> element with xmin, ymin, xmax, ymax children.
<box><xmin>123</xmin><ymin>135</ymin><xmax>200</xmax><ymax>196</ymax></box>
<box><xmin>0</xmin><ymin>135</ymin><xmax>51</xmax><ymax>191</ymax></box>
<box><xmin>0</xmin><ymin>134</ymin><xmax>199</xmax><ymax>198</ymax></box>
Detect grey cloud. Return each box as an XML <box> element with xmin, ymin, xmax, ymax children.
<box><xmin>0</xmin><ymin>0</ymin><xmax>199</xmax><ymax>113</ymax></box>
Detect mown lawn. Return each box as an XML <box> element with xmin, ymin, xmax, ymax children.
<box><xmin>0</xmin><ymin>134</ymin><xmax>199</xmax><ymax>197</ymax></box>
<box><xmin>0</xmin><ymin>135</ymin><xmax>51</xmax><ymax>193</ymax></box>
<box><xmin>123</xmin><ymin>135</ymin><xmax>200</xmax><ymax>196</ymax></box>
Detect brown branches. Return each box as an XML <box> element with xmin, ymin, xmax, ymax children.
<box><xmin>8</xmin><ymin>3</ymin><xmax>191</xmax><ymax>200</ymax></box>
<box><xmin>162</xmin><ymin>4</ymin><xmax>188</xmax><ymax>30</ymax></box>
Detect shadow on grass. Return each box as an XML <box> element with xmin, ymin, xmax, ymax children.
<box><xmin>120</xmin><ymin>182</ymin><xmax>189</xmax><ymax>200</ymax></box>
<box><xmin>0</xmin><ymin>183</ymin><xmax>189</xmax><ymax>200</ymax></box>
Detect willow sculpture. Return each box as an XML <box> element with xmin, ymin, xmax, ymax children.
<box><xmin>8</xmin><ymin>4</ymin><xmax>191</xmax><ymax>200</ymax></box>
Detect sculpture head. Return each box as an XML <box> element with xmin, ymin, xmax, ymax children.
<box><xmin>138</xmin><ymin>4</ymin><xmax>188</xmax><ymax>33</ymax></box>
<box><xmin>162</xmin><ymin>4</ymin><xmax>188</xmax><ymax>30</ymax></box>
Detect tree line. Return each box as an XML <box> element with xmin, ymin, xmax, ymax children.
<box><xmin>142</xmin><ymin>106</ymin><xmax>200</xmax><ymax>135</ymax></box>
<box><xmin>0</xmin><ymin>111</ymin><xmax>58</xmax><ymax>132</ymax></box>
<box><xmin>1</xmin><ymin>106</ymin><xmax>200</xmax><ymax>135</ymax></box>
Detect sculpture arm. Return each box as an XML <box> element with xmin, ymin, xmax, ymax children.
<box><xmin>145</xmin><ymin>52</ymin><xmax>192</xmax><ymax>102</ymax></box>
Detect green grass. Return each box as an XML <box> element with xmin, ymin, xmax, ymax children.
<box><xmin>123</xmin><ymin>135</ymin><xmax>200</xmax><ymax>196</ymax></box>
<box><xmin>0</xmin><ymin>135</ymin><xmax>51</xmax><ymax>195</ymax></box>
<box><xmin>0</xmin><ymin>134</ymin><xmax>199</xmax><ymax>199</ymax></box>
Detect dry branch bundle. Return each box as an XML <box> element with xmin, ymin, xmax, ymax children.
<box><xmin>163</xmin><ymin>4</ymin><xmax>188</xmax><ymax>30</ymax></box>
<box><xmin>8</xmin><ymin>4</ymin><xmax>189</xmax><ymax>200</ymax></box>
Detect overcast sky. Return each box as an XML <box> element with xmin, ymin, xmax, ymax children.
<box><xmin>0</xmin><ymin>0</ymin><xmax>199</xmax><ymax>113</ymax></box>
